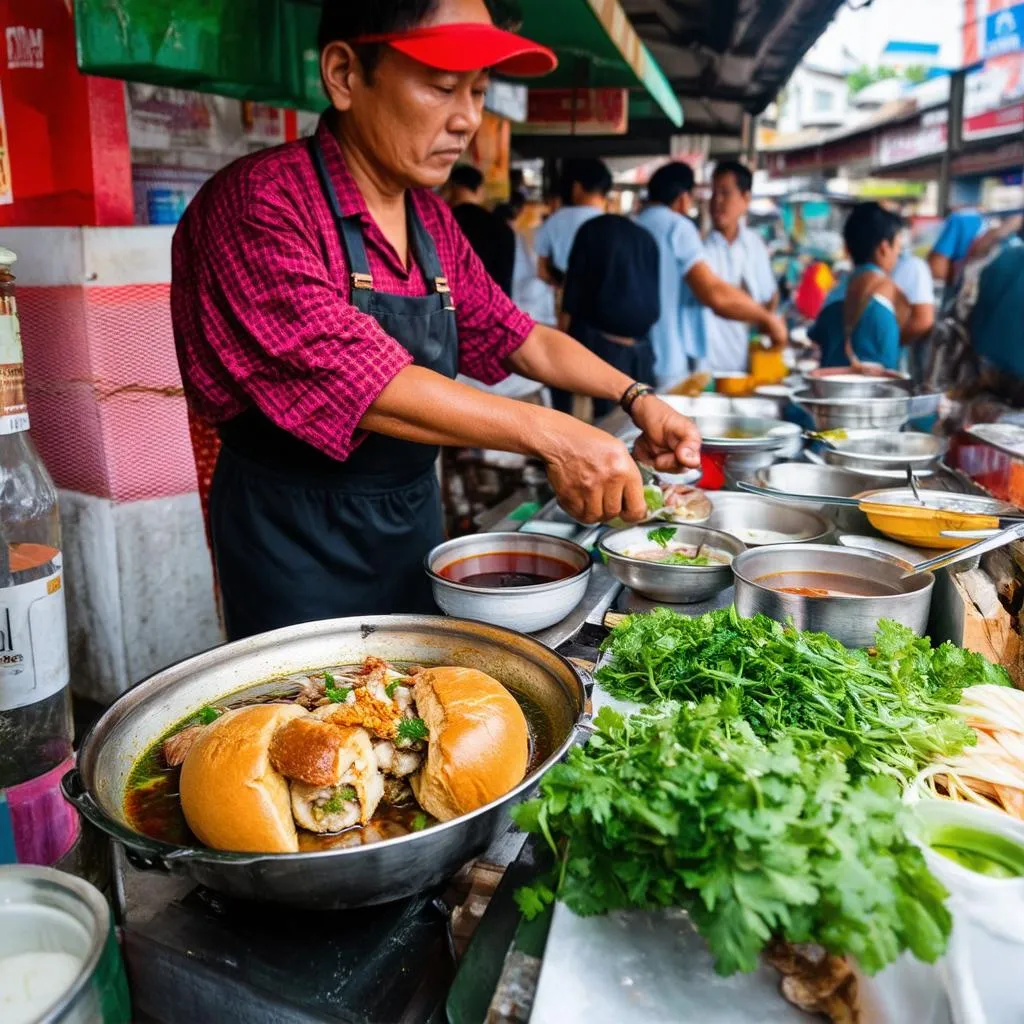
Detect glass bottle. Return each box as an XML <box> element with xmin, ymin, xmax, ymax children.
<box><xmin>0</xmin><ymin>246</ymin><xmax>73</xmax><ymax>801</ymax></box>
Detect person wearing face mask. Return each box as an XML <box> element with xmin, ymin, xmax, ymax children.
<box><xmin>170</xmin><ymin>0</ymin><xmax>702</xmax><ymax>640</ymax></box>
<box><xmin>699</xmin><ymin>160</ymin><xmax>780</xmax><ymax>374</ymax></box>
<box><xmin>809</xmin><ymin>202</ymin><xmax>910</xmax><ymax>370</ymax></box>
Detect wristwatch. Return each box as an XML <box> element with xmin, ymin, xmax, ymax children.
<box><xmin>619</xmin><ymin>381</ymin><xmax>655</xmax><ymax>416</ymax></box>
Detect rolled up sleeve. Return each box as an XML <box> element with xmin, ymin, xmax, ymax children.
<box><xmin>438</xmin><ymin>200</ymin><xmax>534</xmax><ymax>384</ymax></box>
<box><xmin>188</xmin><ymin>179</ymin><xmax>412</xmax><ymax>462</ymax></box>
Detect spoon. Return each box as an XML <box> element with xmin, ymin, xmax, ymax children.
<box><xmin>905</xmin><ymin>464</ymin><xmax>925</xmax><ymax>506</ymax></box>
<box><xmin>900</xmin><ymin>522</ymin><xmax>1024</xmax><ymax>579</ymax></box>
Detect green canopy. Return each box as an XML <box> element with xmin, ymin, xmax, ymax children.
<box><xmin>517</xmin><ymin>0</ymin><xmax>683</xmax><ymax>127</ymax></box>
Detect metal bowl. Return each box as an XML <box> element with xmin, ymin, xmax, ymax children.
<box><xmin>806</xmin><ymin>368</ymin><xmax>911</xmax><ymax>399</ymax></box>
<box><xmin>818</xmin><ymin>429</ymin><xmax>946</xmax><ymax>475</ymax></box>
<box><xmin>694</xmin><ymin>415</ymin><xmax>798</xmax><ymax>454</ymax></box>
<box><xmin>754</xmin><ymin>462</ymin><xmax>890</xmax><ymax>531</ymax></box>
<box><xmin>793</xmin><ymin>390</ymin><xmax>922</xmax><ymax>431</ymax></box>
<box><xmin>426</xmin><ymin>533</ymin><xmax>591</xmax><ymax>633</ymax></box>
<box><xmin>733</xmin><ymin>544</ymin><xmax>934</xmax><ymax>648</ymax></box>
<box><xmin>599</xmin><ymin>524</ymin><xmax>745</xmax><ymax>604</ymax></box>
<box><xmin>63</xmin><ymin>615</ymin><xmax>586</xmax><ymax>909</ymax></box>
<box><xmin>706</xmin><ymin>491</ymin><xmax>833</xmax><ymax>546</ymax></box>
<box><xmin>659</xmin><ymin>395</ymin><xmax>780</xmax><ymax>420</ymax></box>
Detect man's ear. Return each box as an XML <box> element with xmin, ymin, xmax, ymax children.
<box><xmin>321</xmin><ymin>41</ymin><xmax>363</xmax><ymax>112</ymax></box>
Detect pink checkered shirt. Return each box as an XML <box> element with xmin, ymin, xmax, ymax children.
<box><xmin>171</xmin><ymin>118</ymin><xmax>534</xmax><ymax>462</ymax></box>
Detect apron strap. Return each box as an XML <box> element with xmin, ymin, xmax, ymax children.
<box><xmin>308</xmin><ymin>137</ymin><xmax>375</xmax><ymax>307</ymax></box>
<box><xmin>407</xmin><ymin>202</ymin><xmax>456</xmax><ymax>311</ymax></box>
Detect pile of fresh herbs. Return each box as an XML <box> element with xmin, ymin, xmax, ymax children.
<box><xmin>595</xmin><ymin>606</ymin><xmax>1011</xmax><ymax>780</ymax></box>
<box><xmin>515</xmin><ymin>698</ymin><xmax>952</xmax><ymax>976</ymax></box>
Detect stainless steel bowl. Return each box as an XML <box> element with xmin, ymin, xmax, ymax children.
<box><xmin>63</xmin><ymin>615</ymin><xmax>586</xmax><ymax>909</ymax></box>
<box><xmin>733</xmin><ymin>544</ymin><xmax>934</xmax><ymax>648</ymax></box>
<box><xmin>659</xmin><ymin>395</ymin><xmax>780</xmax><ymax>420</ymax></box>
<box><xmin>806</xmin><ymin>371</ymin><xmax>911</xmax><ymax>399</ymax></box>
<box><xmin>599</xmin><ymin>524</ymin><xmax>745</xmax><ymax>604</ymax></box>
<box><xmin>818</xmin><ymin>429</ymin><xmax>946</xmax><ymax>475</ymax></box>
<box><xmin>793</xmin><ymin>390</ymin><xmax>938</xmax><ymax>431</ymax></box>
<box><xmin>692</xmin><ymin>415</ymin><xmax>798</xmax><ymax>454</ymax></box>
<box><xmin>706</xmin><ymin>491</ymin><xmax>833</xmax><ymax>546</ymax></box>
<box><xmin>426</xmin><ymin>533</ymin><xmax>591</xmax><ymax>633</ymax></box>
<box><xmin>754</xmin><ymin>462</ymin><xmax>889</xmax><ymax>532</ymax></box>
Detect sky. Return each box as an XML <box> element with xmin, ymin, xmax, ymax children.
<box><xmin>808</xmin><ymin>0</ymin><xmax>965</xmax><ymax>71</ymax></box>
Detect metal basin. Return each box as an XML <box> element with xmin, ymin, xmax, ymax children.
<box><xmin>793</xmin><ymin>390</ymin><xmax>939</xmax><ymax>431</ymax></box>
<box><xmin>706</xmin><ymin>491</ymin><xmax>833</xmax><ymax>546</ymax></box>
<box><xmin>754</xmin><ymin>462</ymin><xmax>889</xmax><ymax>532</ymax></box>
<box><xmin>733</xmin><ymin>544</ymin><xmax>934</xmax><ymax>648</ymax></box>
<box><xmin>691</xmin><ymin>415</ymin><xmax>798</xmax><ymax>454</ymax></box>
<box><xmin>426</xmin><ymin>533</ymin><xmax>591</xmax><ymax>633</ymax></box>
<box><xmin>818</xmin><ymin>429</ymin><xmax>946</xmax><ymax>475</ymax></box>
<box><xmin>63</xmin><ymin>616</ymin><xmax>586</xmax><ymax>909</ymax></box>
<box><xmin>599</xmin><ymin>524</ymin><xmax>745</xmax><ymax>604</ymax></box>
<box><xmin>806</xmin><ymin>369</ymin><xmax>911</xmax><ymax>399</ymax></box>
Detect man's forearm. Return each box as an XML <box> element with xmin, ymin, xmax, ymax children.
<box><xmin>361</xmin><ymin>364</ymin><xmax>567</xmax><ymax>459</ymax></box>
<box><xmin>506</xmin><ymin>323</ymin><xmax>634</xmax><ymax>401</ymax></box>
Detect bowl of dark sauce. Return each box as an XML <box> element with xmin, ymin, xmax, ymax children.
<box><xmin>426</xmin><ymin>533</ymin><xmax>591</xmax><ymax>633</ymax></box>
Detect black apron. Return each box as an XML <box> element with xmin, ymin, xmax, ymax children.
<box><xmin>209</xmin><ymin>138</ymin><xmax>458</xmax><ymax>641</ymax></box>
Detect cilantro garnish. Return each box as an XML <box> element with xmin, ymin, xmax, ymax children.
<box><xmin>397</xmin><ymin>717</ymin><xmax>429</xmax><ymax>743</ymax></box>
<box><xmin>647</xmin><ymin>525</ymin><xmax>676</xmax><ymax>548</ymax></box>
<box><xmin>196</xmin><ymin>706</ymin><xmax>221</xmax><ymax>725</ymax></box>
<box><xmin>323</xmin><ymin>671</ymin><xmax>350</xmax><ymax>704</ymax></box>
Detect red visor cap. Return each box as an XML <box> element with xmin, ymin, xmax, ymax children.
<box><xmin>350</xmin><ymin>22</ymin><xmax>558</xmax><ymax>78</ymax></box>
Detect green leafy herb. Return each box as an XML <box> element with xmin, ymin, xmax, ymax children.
<box><xmin>662</xmin><ymin>553</ymin><xmax>710</xmax><ymax>566</ymax></box>
<box><xmin>397</xmin><ymin>717</ymin><xmax>429</xmax><ymax>743</ymax></box>
<box><xmin>385</xmin><ymin>681</ymin><xmax>401</xmax><ymax>699</ymax></box>
<box><xmin>647</xmin><ymin>525</ymin><xmax>676</xmax><ymax>548</ymax></box>
<box><xmin>323</xmin><ymin>671</ymin><xmax>351</xmax><ymax>704</ymax></box>
<box><xmin>514</xmin><ymin>700</ymin><xmax>951</xmax><ymax>976</ymax></box>
<box><xmin>320</xmin><ymin>785</ymin><xmax>357</xmax><ymax>815</ymax></box>
<box><xmin>595</xmin><ymin>606</ymin><xmax>996</xmax><ymax>781</ymax></box>
<box><xmin>643</xmin><ymin>484</ymin><xmax>665</xmax><ymax>511</ymax></box>
<box><xmin>411</xmin><ymin>812</ymin><xmax>429</xmax><ymax>832</ymax></box>
<box><xmin>196</xmin><ymin>705</ymin><xmax>222</xmax><ymax>725</ymax></box>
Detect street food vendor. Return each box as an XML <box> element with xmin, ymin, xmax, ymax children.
<box><xmin>170</xmin><ymin>0</ymin><xmax>701</xmax><ymax>641</ymax></box>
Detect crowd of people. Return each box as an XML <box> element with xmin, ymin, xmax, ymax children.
<box><xmin>443</xmin><ymin>155</ymin><xmax>1024</xmax><ymax>420</ymax></box>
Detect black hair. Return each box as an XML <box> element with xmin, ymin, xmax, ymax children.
<box><xmin>319</xmin><ymin>1</ymin><xmax>440</xmax><ymax>76</ymax></box>
<box><xmin>646</xmin><ymin>162</ymin><xmax>695</xmax><ymax>206</ymax></box>
<box><xmin>843</xmin><ymin>202</ymin><xmax>904</xmax><ymax>265</ymax></box>
<box><xmin>713</xmin><ymin>160</ymin><xmax>753</xmax><ymax>195</ymax></box>
<box><xmin>449</xmin><ymin>164</ymin><xmax>485</xmax><ymax>192</ymax></box>
<box><xmin>566</xmin><ymin>158</ymin><xmax>612</xmax><ymax>198</ymax></box>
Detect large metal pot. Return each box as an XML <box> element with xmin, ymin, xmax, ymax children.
<box><xmin>793</xmin><ymin>390</ymin><xmax>940</xmax><ymax>431</ymax></box>
<box><xmin>732</xmin><ymin>544</ymin><xmax>934</xmax><ymax>648</ymax></box>
<box><xmin>62</xmin><ymin>616</ymin><xmax>586</xmax><ymax>910</ymax></box>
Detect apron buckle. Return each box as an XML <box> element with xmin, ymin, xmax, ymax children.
<box><xmin>435</xmin><ymin>276</ymin><xmax>455</xmax><ymax>311</ymax></box>
<box><xmin>351</xmin><ymin>272</ymin><xmax>374</xmax><ymax>290</ymax></box>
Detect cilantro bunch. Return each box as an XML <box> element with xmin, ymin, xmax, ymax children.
<box><xmin>515</xmin><ymin>699</ymin><xmax>952</xmax><ymax>976</ymax></box>
<box><xmin>596</xmin><ymin>607</ymin><xmax>1009</xmax><ymax>781</ymax></box>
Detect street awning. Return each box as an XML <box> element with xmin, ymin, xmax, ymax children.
<box><xmin>516</xmin><ymin>0</ymin><xmax>684</xmax><ymax>128</ymax></box>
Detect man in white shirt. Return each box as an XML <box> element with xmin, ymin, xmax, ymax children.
<box><xmin>700</xmin><ymin>161</ymin><xmax>779</xmax><ymax>374</ymax></box>
<box><xmin>635</xmin><ymin>162</ymin><xmax>788</xmax><ymax>389</ymax></box>
<box><xmin>892</xmin><ymin>244</ymin><xmax>936</xmax><ymax>345</ymax></box>
<box><xmin>535</xmin><ymin>159</ymin><xmax>609</xmax><ymax>285</ymax></box>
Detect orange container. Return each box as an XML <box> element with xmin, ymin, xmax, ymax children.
<box><xmin>714</xmin><ymin>372</ymin><xmax>754</xmax><ymax>396</ymax></box>
<box><xmin>750</xmin><ymin>346</ymin><xmax>786</xmax><ymax>385</ymax></box>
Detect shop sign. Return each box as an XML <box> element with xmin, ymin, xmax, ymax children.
<box><xmin>520</xmin><ymin>89</ymin><xmax>628</xmax><ymax>135</ymax></box>
<box><xmin>0</xmin><ymin>85</ymin><xmax>12</xmax><ymax>206</ymax></box>
<box><xmin>963</xmin><ymin>100</ymin><xmax>1024</xmax><ymax>140</ymax></box>
<box><xmin>876</xmin><ymin>119</ymin><xmax>947</xmax><ymax>168</ymax></box>
<box><xmin>485</xmin><ymin>83</ymin><xmax>527</xmax><ymax>123</ymax></box>
<box><xmin>5</xmin><ymin>26</ymin><xmax>43</xmax><ymax>70</ymax></box>
<box><xmin>983</xmin><ymin>3</ymin><xmax>1024</xmax><ymax>58</ymax></box>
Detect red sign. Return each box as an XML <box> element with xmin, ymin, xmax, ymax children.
<box><xmin>876</xmin><ymin>120</ymin><xmax>948</xmax><ymax>168</ymax></box>
<box><xmin>963</xmin><ymin>100</ymin><xmax>1024</xmax><ymax>140</ymax></box>
<box><xmin>522</xmin><ymin>89</ymin><xmax>628</xmax><ymax>135</ymax></box>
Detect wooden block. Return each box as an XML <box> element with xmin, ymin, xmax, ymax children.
<box><xmin>603</xmin><ymin>611</ymin><xmax>629</xmax><ymax>630</ymax></box>
<box><xmin>949</xmin><ymin>569</ymin><xmax>1024</xmax><ymax>686</ymax></box>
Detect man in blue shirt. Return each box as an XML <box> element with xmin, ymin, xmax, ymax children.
<box><xmin>809</xmin><ymin>202</ymin><xmax>907</xmax><ymax>370</ymax></box>
<box><xmin>928</xmin><ymin>206</ymin><xmax>985</xmax><ymax>295</ymax></box>
<box><xmin>535</xmin><ymin>159</ymin><xmax>609</xmax><ymax>286</ymax></box>
<box><xmin>635</xmin><ymin>163</ymin><xmax>787</xmax><ymax>389</ymax></box>
<box><xmin>970</xmin><ymin>231</ymin><xmax>1024</xmax><ymax>381</ymax></box>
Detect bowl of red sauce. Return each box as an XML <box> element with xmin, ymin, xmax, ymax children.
<box><xmin>425</xmin><ymin>533</ymin><xmax>591</xmax><ymax>633</ymax></box>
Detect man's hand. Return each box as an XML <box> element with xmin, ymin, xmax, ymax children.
<box><xmin>540</xmin><ymin>420</ymin><xmax>648</xmax><ymax>525</ymax></box>
<box><xmin>630</xmin><ymin>395</ymin><xmax>702</xmax><ymax>473</ymax></box>
<box><xmin>762</xmin><ymin>313</ymin><xmax>789</xmax><ymax>350</ymax></box>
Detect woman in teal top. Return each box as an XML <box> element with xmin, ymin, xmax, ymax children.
<box><xmin>808</xmin><ymin>203</ymin><xmax>906</xmax><ymax>370</ymax></box>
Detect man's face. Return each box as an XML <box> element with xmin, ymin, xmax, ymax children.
<box><xmin>327</xmin><ymin>0</ymin><xmax>492</xmax><ymax>189</ymax></box>
<box><xmin>710</xmin><ymin>172</ymin><xmax>750</xmax><ymax>234</ymax></box>
<box><xmin>876</xmin><ymin>235</ymin><xmax>902</xmax><ymax>274</ymax></box>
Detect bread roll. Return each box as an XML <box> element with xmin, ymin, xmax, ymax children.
<box><xmin>410</xmin><ymin>667</ymin><xmax>529</xmax><ymax>822</ymax></box>
<box><xmin>270</xmin><ymin>716</ymin><xmax>367</xmax><ymax>787</ymax></box>
<box><xmin>179</xmin><ymin>703</ymin><xmax>307</xmax><ymax>853</ymax></box>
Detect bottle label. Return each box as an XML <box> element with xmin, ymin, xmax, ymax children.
<box><xmin>0</xmin><ymin>567</ymin><xmax>70</xmax><ymax>711</ymax></box>
<box><xmin>0</xmin><ymin>300</ymin><xmax>28</xmax><ymax>434</ymax></box>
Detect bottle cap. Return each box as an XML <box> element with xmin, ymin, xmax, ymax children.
<box><xmin>0</xmin><ymin>246</ymin><xmax>17</xmax><ymax>267</ymax></box>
